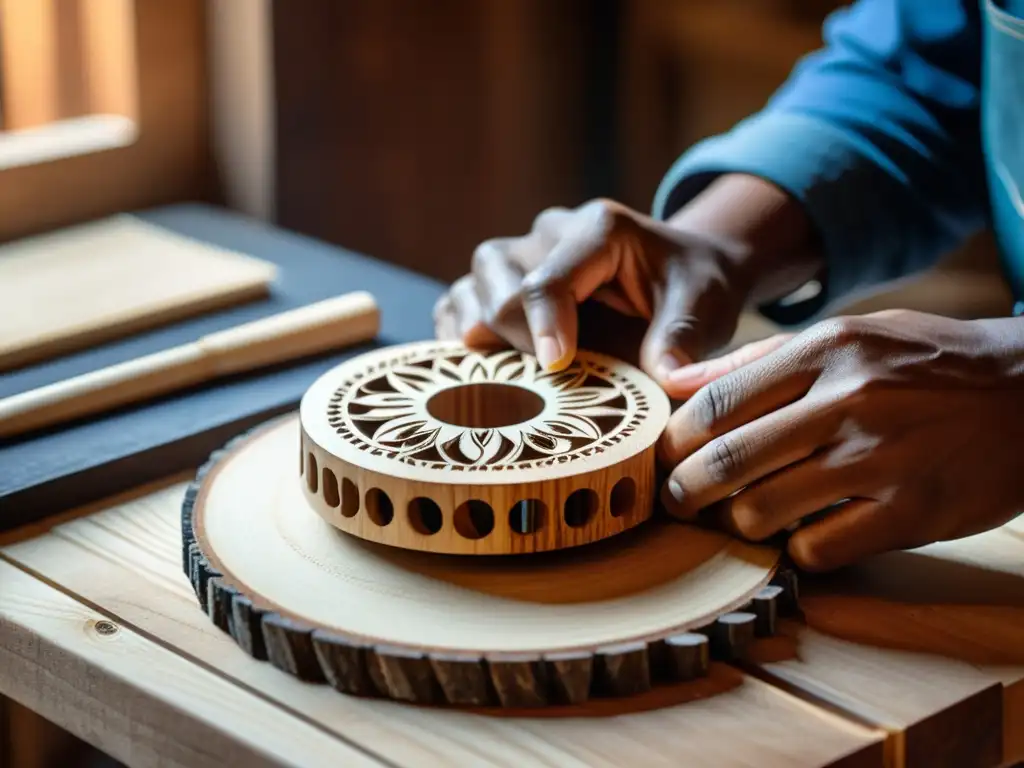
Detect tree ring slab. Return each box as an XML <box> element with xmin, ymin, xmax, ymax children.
<box><xmin>299</xmin><ymin>341</ymin><xmax>673</xmax><ymax>554</ymax></box>
<box><xmin>183</xmin><ymin>415</ymin><xmax>794</xmax><ymax>707</ymax></box>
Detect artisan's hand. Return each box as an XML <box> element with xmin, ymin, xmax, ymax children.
<box><xmin>433</xmin><ymin>197</ymin><xmax>751</xmax><ymax>388</ymax></box>
<box><xmin>658</xmin><ymin>309</ymin><xmax>1024</xmax><ymax>571</ymax></box>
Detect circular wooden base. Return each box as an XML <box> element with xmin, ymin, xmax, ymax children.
<box><xmin>183</xmin><ymin>416</ymin><xmax>798</xmax><ymax>708</ymax></box>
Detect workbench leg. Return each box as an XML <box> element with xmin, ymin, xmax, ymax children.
<box><xmin>0</xmin><ymin>696</ymin><xmax>122</xmax><ymax>768</ymax></box>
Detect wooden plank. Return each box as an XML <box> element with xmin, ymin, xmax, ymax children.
<box><xmin>3</xmin><ymin>479</ymin><xmax>884</xmax><ymax>768</ymax></box>
<box><xmin>746</xmin><ymin>529</ymin><xmax>1024</xmax><ymax>768</ymax></box>
<box><xmin>0</xmin><ymin>214</ymin><xmax>275</xmax><ymax>372</ymax></box>
<box><xmin>0</xmin><ymin>555</ymin><xmax>381</xmax><ymax>768</ymax></box>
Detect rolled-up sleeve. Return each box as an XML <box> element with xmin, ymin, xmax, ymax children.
<box><xmin>652</xmin><ymin>0</ymin><xmax>989</xmax><ymax>324</ymax></box>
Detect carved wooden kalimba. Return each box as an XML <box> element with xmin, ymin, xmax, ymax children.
<box><xmin>182</xmin><ymin>341</ymin><xmax>795</xmax><ymax>708</ymax></box>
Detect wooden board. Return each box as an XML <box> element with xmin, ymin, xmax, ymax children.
<box><xmin>0</xmin><ymin>555</ymin><xmax>378</xmax><ymax>768</ymax></box>
<box><xmin>2</xmin><ymin>477</ymin><xmax>886</xmax><ymax>768</ymax></box>
<box><xmin>0</xmin><ymin>214</ymin><xmax>276</xmax><ymax>371</ymax></box>
<box><xmin>187</xmin><ymin>415</ymin><xmax>790</xmax><ymax>707</ymax></box>
<box><xmin>745</xmin><ymin>530</ymin><xmax>1024</xmax><ymax>768</ymax></box>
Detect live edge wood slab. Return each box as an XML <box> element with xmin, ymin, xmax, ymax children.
<box><xmin>6</xmin><ymin>468</ymin><xmax>1024</xmax><ymax>768</ymax></box>
<box><xmin>183</xmin><ymin>416</ymin><xmax>794</xmax><ymax>708</ymax></box>
<box><xmin>182</xmin><ymin>341</ymin><xmax>807</xmax><ymax>709</ymax></box>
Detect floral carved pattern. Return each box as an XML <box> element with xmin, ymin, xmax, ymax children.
<box><xmin>327</xmin><ymin>346</ymin><xmax>649</xmax><ymax>471</ymax></box>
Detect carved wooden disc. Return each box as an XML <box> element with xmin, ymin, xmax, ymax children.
<box><xmin>184</xmin><ymin>416</ymin><xmax>794</xmax><ymax>707</ymax></box>
<box><xmin>299</xmin><ymin>341</ymin><xmax>672</xmax><ymax>554</ymax></box>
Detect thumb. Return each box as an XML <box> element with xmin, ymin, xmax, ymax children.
<box><xmin>660</xmin><ymin>332</ymin><xmax>795</xmax><ymax>399</ymax></box>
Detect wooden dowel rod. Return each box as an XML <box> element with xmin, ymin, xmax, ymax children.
<box><xmin>0</xmin><ymin>291</ymin><xmax>380</xmax><ymax>439</ymax></box>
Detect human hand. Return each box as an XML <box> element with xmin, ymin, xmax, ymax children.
<box><xmin>657</xmin><ymin>309</ymin><xmax>1024</xmax><ymax>571</ymax></box>
<box><xmin>432</xmin><ymin>198</ymin><xmax>753</xmax><ymax>392</ymax></box>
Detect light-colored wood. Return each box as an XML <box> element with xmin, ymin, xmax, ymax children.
<box><xmin>0</xmin><ymin>214</ymin><xmax>275</xmax><ymax>372</ymax></box>
<box><xmin>0</xmin><ymin>291</ymin><xmax>380</xmax><ymax>439</ymax></box>
<box><xmin>188</xmin><ymin>415</ymin><xmax>786</xmax><ymax>706</ymax></box>
<box><xmin>182</xmin><ymin>431</ymin><xmax>1024</xmax><ymax>766</ymax></box>
<box><xmin>300</xmin><ymin>341</ymin><xmax>673</xmax><ymax>555</ymax></box>
<box><xmin>2</xmin><ymin>477</ymin><xmax>886</xmax><ymax>767</ymax></box>
<box><xmin>200</xmin><ymin>416</ymin><xmax>777</xmax><ymax>651</ymax></box>
<box><xmin>0</xmin><ymin>555</ymin><xmax>381</xmax><ymax>768</ymax></box>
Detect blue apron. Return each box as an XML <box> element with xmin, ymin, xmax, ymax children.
<box><xmin>983</xmin><ymin>1</ymin><xmax>1024</xmax><ymax>314</ymax></box>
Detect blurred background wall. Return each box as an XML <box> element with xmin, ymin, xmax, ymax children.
<box><xmin>215</xmin><ymin>0</ymin><xmax>1009</xmax><ymax>317</ymax></box>
<box><xmin>264</xmin><ymin>0</ymin><xmax>848</xmax><ymax>283</ymax></box>
<box><xmin>0</xmin><ymin>0</ymin><xmax>1013</xmax><ymax>310</ymax></box>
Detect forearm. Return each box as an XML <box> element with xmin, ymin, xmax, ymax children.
<box><xmin>665</xmin><ymin>173</ymin><xmax>823</xmax><ymax>307</ymax></box>
<box><xmin>652</xmin><ymin>0</ymin><xmax>988</xmax><ymax>326</ymax></box>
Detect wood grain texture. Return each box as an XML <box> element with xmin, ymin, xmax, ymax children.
<box><xmin>0</xmin><ymin>557</ymin><xmax>380</xmax><ymax>768</ymax></box>
<box><xmin>4</xmin><ymin>442</ymin><xmax>1018</xmax><ymax>765</ymax></box>
<box><xmin>2</xmin><ymin>479</ymin><xmax>885</xmax><ymax>767</ymax></box>
<box><xmin>0</xmin><ymin>215</ymin><xmax>274</xmax><ymax>372</ymax></box>
<box><xmin>745</xmin><ymin>529</ymin><xmax>1024</xmax><ymax>768</ymax></box>
<box><xmin>299</xmin><ymin>341</ymin><xmax>672</xmax><ymax>555</ymax></box>
<box><xmin>184</xmin><ymin>416</ymin><xmax>797</xmax><ymax>708</ymax></box>
<box><xmin>18</xmin><ymin>475</ymin><xmax>1024</xmax><ymax>765</ymax></box>
<box><xmin>1</xmin><ymin>476</ymin><xmax>888</xmax><ymax>767</ymax></box>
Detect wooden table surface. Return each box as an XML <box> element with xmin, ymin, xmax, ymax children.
<box><xmin>0</xmin><ymin>463</ymin><xmax>1022</xmax><ymax>768</ymax></box>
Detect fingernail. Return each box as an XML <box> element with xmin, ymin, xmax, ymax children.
<box><xmin>661</xmin><ymin>479</ymin><xmax>692</xmax><ymax>518</ymax></box>
<box><xmin>667</xmin><ymin>479</ymin><xmax>685</xmax><ymax>503</ymax></box>
<box><xmin>536</xmin><ymin>335</ymin><xmax>563</xmax><ymax>371</ymax></box>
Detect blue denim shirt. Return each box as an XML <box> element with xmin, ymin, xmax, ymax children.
<box><xmin>653</xmin><ymin>0</ymin><xmax>1024</xmax><ymax>324</ymax></box>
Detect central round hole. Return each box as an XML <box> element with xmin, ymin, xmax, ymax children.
<box><xmin>426</xmin><ymin>382</ymin><xmax>545</xmax><ymax>429</ymax></box>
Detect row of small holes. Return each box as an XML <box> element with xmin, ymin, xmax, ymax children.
<box><xmin>304</xmin><ymin>453</ymin><xmax>637</xmax><ymax>540</ymax></box>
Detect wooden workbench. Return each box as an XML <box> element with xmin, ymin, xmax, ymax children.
<box><xmin>0</xmin><ymin>464</ymin><xmax>1021</xmax><ymax>768</ymax></box>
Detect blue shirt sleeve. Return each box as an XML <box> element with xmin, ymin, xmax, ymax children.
<box><xmin>652</xmin><ymin>0</ymin><xmax>989</xmax><ymax>324</ymax></box>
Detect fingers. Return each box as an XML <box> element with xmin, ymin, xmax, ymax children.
<box><xmin>432</xmin><ymin>293</ymin><xmax>458</xmax><ymax>340</ymax></box>
<box><xmin>660</xmin><ymin>398</ymin><xmax>835</xmax><ymax>520</ymax></box>
<box><xmin>530</xmin><ymin>207</ymin><xmax>574</xmax><ymax>253</ymax></box>
<box><xmin>638</xmin><ymin>257</ymin><xmax>702</xmax><ymax>383</ymax></box>
<box><xmin>787</xmin><ymin>498</ymin><xmax>903</xmax><ymax>572</ymax></box>
<box><xmin>470</xmin><ymin>239</ymin><xmax>535</xmax><ymax>353</ymax></box>
<box><xmin>713</xmin><ymin>449</ymin><xmax>863</xmax><ymax>540</ymax></box>
<box><xmin>446</xmin><ymin>275</ymin><xmax>505</xmax><ymax>348</ymax></box>
<box><xmin>520</xmin><ymin>202</ymin><xmax>626</xmax><ymax>371</ymax></box>
<box><xmin>661</xmin><ymin>333</ymin><xmax>796</xmax><ymax>400</ymax></box>
<box><xmin>436</xmin><ymin>203</ymin><xmax>618</xmax><ymax>365</ymax></box>
<box><xmin>658</xmin><ymin>335</ymin><xmax>817</xmax><ymax>468</ymax></box>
